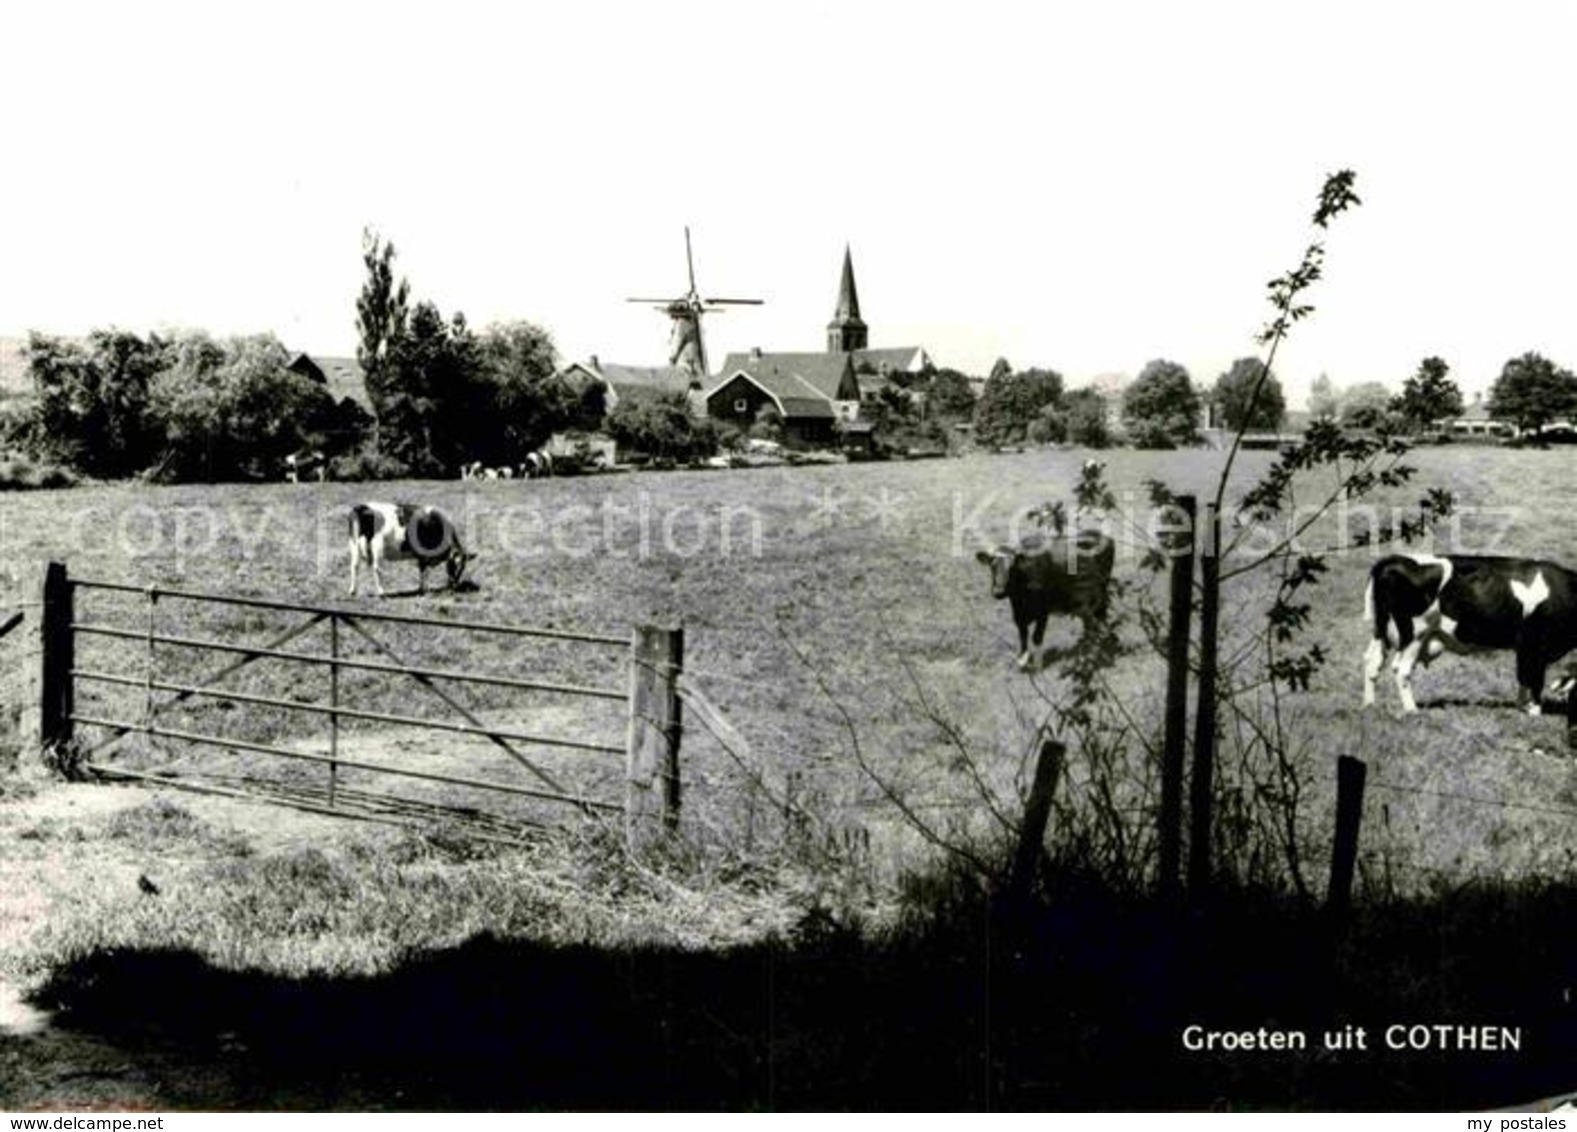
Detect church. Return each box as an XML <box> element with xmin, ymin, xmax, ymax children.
<box><xmin>703</xmin><ymin>246</ymin><xmax>931</xmax><ymax>444</ymax></box>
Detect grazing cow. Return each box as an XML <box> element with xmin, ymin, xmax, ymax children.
<box><xmin>347</xmin><ymin>502</ymin><xmax>476</xmax><ymax>597</ymax></box>
<box><xmin>976</xmin><ymin>530</ymin><xmax>1116</xmax><ymax>670</ymax></box>
<box><xmin>1363</xmin><ymin>552</ymin><xmax>1577</xmax><ymax>714</ymax></box>
<box><xmin>523</xmin><ymin>450</ymin><xmax>554</xmax><ymax>479</ymax></box>
<box><xmin>284</xmin><ymin>450</ymin><xmax>326</xmax><ymax>483</ymax></box>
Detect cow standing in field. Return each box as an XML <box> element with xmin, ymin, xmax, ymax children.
<box><xmin>1363</xmin><ymin>552</ymin><xmax>1577</xmax><ymax>714</ymax></box>
<box><xmin>347</xmin><ymin>502</ymin><xmax>476</xmax><ymax>597</ymax></box>
<box><xmin>523</xmin><ymin>450</ymin><xmax>554</xmax><ymax>479</ymax></box>
<box><xmin>976</xmin><ymin>530</ymin><xmax>1116</xmax><ymax>670</ymax></box>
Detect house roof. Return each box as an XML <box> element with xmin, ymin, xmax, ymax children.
<box><xmin>707</xmin><ymin>369</ymin><xmax>837</xmax><ymax>420</ymax></box>
<box><xmin>716</xmin><ymin>351</ymin><xmax>855</xmax><ymax>400</ymax></box>
<box><xmin>288</xmin><ymin>353</ymin><xmax>370</xmax><ymax>408</ymax></box>
<box><xmin>850</xmin><ymin>346</ymin><xmax>929</xmax><ymax>374</ymax></box>
<box><xmin>559</xmin><ymin>358</ymin><xmax>698</xmax><ymax>399</ymax></box>
<box><xmin>1083</xmin><ymin>371</ymin><xmax>1130</xmax><ymax>398</ymax></box>
<box><xmin>1454</xmin><ymin>398</ymin><xmax>1496</xmax><ymax>422</ymax></box>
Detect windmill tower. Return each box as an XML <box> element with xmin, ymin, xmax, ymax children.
<box><xmin>627</xmin><ymin>228</ymin><xmax>762</xmax><ymax>379</ymax></box>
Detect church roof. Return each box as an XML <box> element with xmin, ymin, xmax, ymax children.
<box><xmin>828</xmin><ymin>244</ymin><xmax>865</xmax><ymax>331</ymax></box>
<box><xmin>850</xmin><ymin>346</ymin><xmax>929</xmax><ymax>374</ymax></box>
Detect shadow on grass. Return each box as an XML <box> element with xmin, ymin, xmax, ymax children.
<box><xmin>23</xmin><ymin>877</ymin><xmax>1577</xmax><ymax>1111</ymax></box>
<box><xmin>1418</xmin><ymin>695</ymin><xmax>1572</xmax><ymax>716</ymax></box>
<box><xmin>352</xmin><ymin>579</ymin><xmax>482</xmax><ymax>602</ymax></box>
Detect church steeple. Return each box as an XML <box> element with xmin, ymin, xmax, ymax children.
<box><xmin>826</xmin><ymin>244</ymin><xmax>868</xmax><ymax>353</ymax></box>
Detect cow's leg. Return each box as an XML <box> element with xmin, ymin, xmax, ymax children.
<box><xmin>1516</xmin><ymin>649</ymin><xmax>1547</xmax><ymax>716</ymax></box>
<box><xmin>1362</xmin><ymin>638</ymin><xmax>1386</xmax><ymax>707</ymax></box>
<box><xmin>1031</xmin><ymin>615</ymin><xmax>1049</xmax><ymax>666</ymax></box>
<box><xmin>348</xmin><ymin>541</ymin><xmax>361</xmax><ymax>597</ymax></box>
<box><xmin>370</xmin><ymin>547</ymin><xmax>387</xmax><ymax>598</ymax></box>
<box><xmin>417</xmin><ymin>563</ymin><xmax>428</xmax><ymax>595</ymax></box>
<box><xmin>1392</xmin><ymin>637</ymin><xmax>1426</xmax><ymax>713</ymax></box>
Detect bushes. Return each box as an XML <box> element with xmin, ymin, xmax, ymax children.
<box><xmin>17</xmin><ymin>330</ymin><xmax>372</xmax><ymax>483</ymax></box>
<box><xmin>0</xmin><ymin>454</ymin><xmax>77</xmax><ymax>490</ymax></box>
<box><xmin>329</xmin><ymin>446</ymin><xmax>412</xmax><ymax>482</ymax></box>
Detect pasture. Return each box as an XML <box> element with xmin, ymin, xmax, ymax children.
<box><xmin>5</xmin><ymin>444</ymin><xmax>1577</xmax><ymax>1108</ymax></box>
<box><xmin>5</xmin><ymin>447</ymin><xmax>1577</xmax><ymax>875</ymax></box>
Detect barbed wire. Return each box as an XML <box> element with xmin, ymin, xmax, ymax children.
<box><xmin>1370</xmin><ymin>777</ymin><xmax>1577</xmax><ymax>821</ymax></box>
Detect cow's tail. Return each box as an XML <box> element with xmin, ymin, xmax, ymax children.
<box><xmin>1364</xmin><ymin>575</ymin><xmax>1375</xmax><ymax>630</ymax></box>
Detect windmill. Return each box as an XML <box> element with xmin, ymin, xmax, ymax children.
<box><xmin>627</xmin><ymin>227</ymin><xmax>762</xmax><ymax>379</ymax></box>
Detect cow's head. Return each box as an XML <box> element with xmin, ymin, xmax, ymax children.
<box><xmin>975</xmin><ymin>546</ymin><xmax>1017</xmax><ymax>599</ymax></box>
<box><xmin>446</xmin><ymin>548</ymin><xmax>478</xmax><ymax>589</ymax></box>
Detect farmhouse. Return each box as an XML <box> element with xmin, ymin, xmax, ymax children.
<box><xmin>704</xmin><ymin>360</ymin><xmax>843</xmax><ymax>445</ymax></box>
<box><xmin>286</xmin><ymin>353</ymin><xmax>372</xmax><ymax>410</ymax></box>
<box><xmin>554</xmin><ymin>356</ymin><xmax>703</xmax><ymax>413</ymax></box>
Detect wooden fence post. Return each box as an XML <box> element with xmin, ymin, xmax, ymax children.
<box><xmin>1187</xmin><ymin>504</ymin><xmax>1221</xmax><ymax>897</ymax></box>
<box><xmin>626</xmin><ymin>623</ymin><xmax>683</xmax><ymax>849</ymax></box>
<box><xmin>1326</xmin><ymin>755</ymin><xmax>1367</xmax><ymax>918</ymax></box>
<box><xmin>1006</xmin><ymin>737</ymin><xmax>1065</xmax><ymax>912</ymax></box>
<box><xmin>1158</xmin><ymin>495</ymin><xmax>1196</xmax><ymax>903</ymax></box>
<box><xmin>38</xmin><ymin>561</ymin><xmax>74</xmax><ymax>753</ymax></box>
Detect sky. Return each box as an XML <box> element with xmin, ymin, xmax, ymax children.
<box><xmin>2</xmin><ymin>0</ymin><xmax>1573</xmax><ymax>409</ymax></box>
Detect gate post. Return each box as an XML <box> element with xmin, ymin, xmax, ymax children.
<box><xmin>626</xmin><ymin>623</ymin><xmax>683</xmax><ymax>850</ymax></box>
<box><xmin>38</xmin><ymin>560</ymin><xmax>74</xmax><ymax>753</ymax></box>
<box><xmin>1158</xmin><ymin>494</ymin><xmax>1196</xmax><ymax>904</ymax></box>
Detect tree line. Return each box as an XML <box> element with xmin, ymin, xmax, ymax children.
<box><xmin>967</xmin><ymin>350</ymin><xmax>1576</xmax><ymax>450</ymax></box>
<box><xmin>3</xmin><ymin>225</ymin><xmax>1572</xmax><ymax>481</ymax></box>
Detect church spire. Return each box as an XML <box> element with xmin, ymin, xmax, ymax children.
<box><xmin>826</xmin><ymin>244</ymin><xmax>868</xmax><ymax>353</ymax></box>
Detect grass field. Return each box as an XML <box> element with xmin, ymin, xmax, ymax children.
<box><xmin>6</xmin><ymin>444</ymin><xmax>1577</xmax><ymax>1109</ymax></box>
<box><xmin>4</xmin><ymin>445</ymin><xmax>1577</xmax><ymax>883</ymax></box>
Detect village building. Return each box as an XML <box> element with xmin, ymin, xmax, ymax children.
<box><xmin>552</xmin><ymin>356</ymin><xmax>702</xmax><ymax>413</ymax></box>
<box><xmin>703</xmin><ymin>246</ymin><xmax>931</xmax><ymax>441</ymax></box>
<box><xmin>1445</xmin><ymin>392</ymin><xmax>1515</xmax><ymax>438</ymax></box>
<box><xmin>285</xmin><ymin>353</ymin><xmax>371</xmax><ymax>410</ymax></box>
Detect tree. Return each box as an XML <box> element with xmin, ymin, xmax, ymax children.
<box><xmin>356</xmin><ymin>229</ymin><xmax>410</xmax><ymax>429</ymax></box>
<box><xmin>377</xmin><ymin>301</ymin><xmax>488</xmax><ymax>474</ymax></box>
<box><xmin>24</xmin><ymin>329</ymin><xmax>167</xmax><ymax>476</ymax></box>
<box><xmin>1308</xmin><ymin>372</ymin><xmax>1339</xmax><ymax>419</ymax></box>
<box><xmin>1122</xmin><ymin>359</ymin><xmax>1200</xmax><ymax>448</ymax></box>
<box><xmin>1487</xmin><ymin>351</ymin><xmax>1577</xmax><ymax>434</ymax></box>
<box><xmin>1391</xmin><ymin>356</ymin><xmax>1463</xmax><ymax>431</ymax></box>
<box><xmin>1212</xmin><ymin>358</ymin><xmax>1285</xmax><ymax>432</ymax></box>
<box><xmin>1061</xmin><ymin>387</ymin><xmax>1111</xmax><ymax>448</ymax></box>
<box><xmin>151</xmin><ymin>333</ymin><xmax>343</xmax><ymax>481</ymax></box>
<box><xmin>607</xmin><ymin>391</ymin><xmax>719</xmax><ymax>461</ymax></box>
<box><xmin>926</xmin><ymin>368</ymin><xmax>978</xmax><ymax>418</ymax></box>
<box><xmin>972</xmin><ymin>366</ymin><xmax>1063</xmax><ymax>447</ymax></box>
<box><xmin>1338</xmin><ymin>381</ymin><xmax>1395</xmax><ymax>429</ymax></box>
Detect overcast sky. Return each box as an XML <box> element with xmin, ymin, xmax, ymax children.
<box><xmin>2</xmin><ymin>1</ymin><xmax>1573</xmax><ymax>408</ymax></box>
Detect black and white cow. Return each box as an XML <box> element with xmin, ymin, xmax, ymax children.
<box><xmin>284</xmin><ymin>450</ymin><xmax>326</xmax><ymax>483</ymax></box>
<box><xmin>1363</xmin><ymin>552</ymin><xmax>1577</xmax><ymax>714</ymax></box>
<box><xmin>347</xmin><ymin>502</ymin><xmax>475</xmax><ymax>597</ymax></box>
<box><xmin>976</xmin><ymin>530</ymin><xmax>1116</xmax><ymax>670</ymax></box>
<box><xmin>522</xmin><ymin>450</ymin><xmax>554</xmax><ymax>479</ymax></box>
